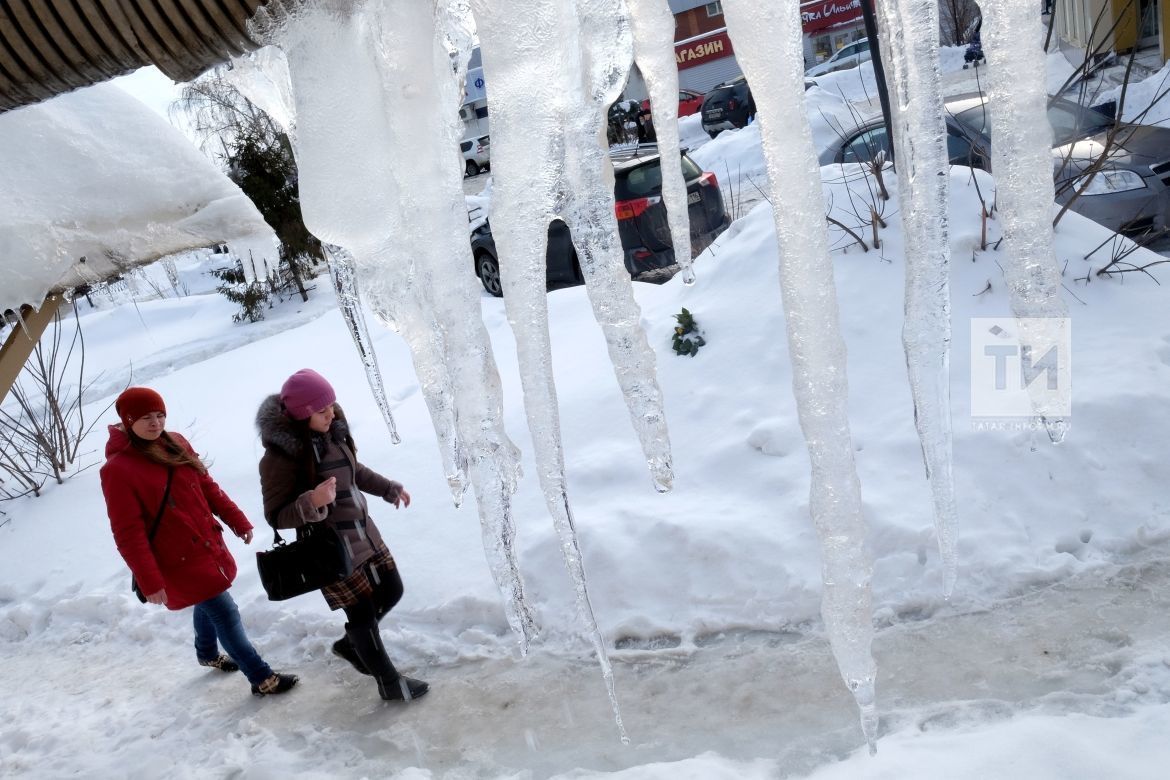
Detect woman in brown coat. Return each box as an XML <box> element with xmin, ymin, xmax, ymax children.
<box><xmin>255</xmin><ymin>369</ymin><xmax>428</xmax><ymax>702</ymax></box>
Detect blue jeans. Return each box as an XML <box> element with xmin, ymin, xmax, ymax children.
<box><xmin>193</xmin><ymin>590</ymin><xmax>273</xmax><ymax>686</ymax></box>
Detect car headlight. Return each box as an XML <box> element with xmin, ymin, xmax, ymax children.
<box><xmin>1073</xmin><ymin>168</ymin><xmax>1147</xmax><ymax>195</ymax></box>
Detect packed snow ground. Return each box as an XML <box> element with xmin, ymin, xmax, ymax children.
<box><xmin>5</xmin><ymin>66</ymin><xmax>1170</xmax><ymax>780</ymax></box>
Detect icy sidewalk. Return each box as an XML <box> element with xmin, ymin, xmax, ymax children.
<box><xmin>2</xmin><ymin>557</ymin><xmax>1169</xmax><ymax>777</ymax></box>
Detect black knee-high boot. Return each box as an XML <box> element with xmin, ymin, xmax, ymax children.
<box><xmin>332</xmin><ymin>625</ymin><xmax>372</xmax><ymax>676</ymax></box>
<box><xmin>345</xmin><ymin>619</ymin><xmax>429</xmax><ymax>701</ymax></box>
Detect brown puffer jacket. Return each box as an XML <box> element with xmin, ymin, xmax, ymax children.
<box><xmin>255</xmin><ymin>394</ymin><xmax>403</xmax><ymax>573</ymax></box>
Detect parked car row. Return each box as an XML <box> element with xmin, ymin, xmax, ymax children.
<box><xmin>470</xmin><ymin>147</ymin><xmax>730</xmax><ymax>297</ymax></box>
<box><xmin>819</xmin><ymin>92</ymin><xmax>1170</xmax><ymax>239</ymax></box>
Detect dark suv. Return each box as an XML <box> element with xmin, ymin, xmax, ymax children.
<box><xmin>470</xmin><ymin>147</ymin><xmax>730</xmax><ymax>297</ymax></box>
<box><xmin>700</xmin><ymin>76</ymin><xmax>755</xmax><ymax>138</ymax></box>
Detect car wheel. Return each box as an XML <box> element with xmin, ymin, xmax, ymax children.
<box><xmin>707</xmin><ymin>130</ymin><xmax>720</xmax><ymax>139</ymax></box>
<box><xmin>476</xmin><ymin>253</ymin><xmax>503</xmax><ymax>297</ymax></box>
<box><xmin>465</xmin><ymin>160</ymin><xmax>479</xmax><ymax>178</ymax></box>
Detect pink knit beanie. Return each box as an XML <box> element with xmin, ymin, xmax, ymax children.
<box><xmin>280</xmin><ymin>369</ymin><xmax>336</xmax><ymax>420</ymax></box>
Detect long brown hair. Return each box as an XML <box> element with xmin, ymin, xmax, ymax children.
<box><xmin>129</xmin><ymin>430</ymin><xmax>208</xmax><ymax>474</ymax></box>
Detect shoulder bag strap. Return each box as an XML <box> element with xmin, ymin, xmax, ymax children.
<box><xmin>145</xmin><ymin>467</ymin><xmax>175</xmax><ymax>543</ymax></box>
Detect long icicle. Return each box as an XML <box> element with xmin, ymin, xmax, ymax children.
<box><xmin>874</xmin><ymin>0</ymin><xmax>959</xmax><ymax>597</ymax></box>
<box><xmin>979</xmin><ymin>0</ymin><xmax>1071</xmax><ymax>442</ymax></box>
<box><xmin>628</xmin><ymin>0</ymin><xmax>695</xmax><ymax>286</ymax></box>
<box><xmin>568</xmin><ymin>0</ymin><xmax>674</xmax><ymax>494</ymax></box>
<box><xmin>325</xmin><ymin>245</ymin><xmax>401</xmax><ymax>445</ymax></box>
<box><xmin>722</xmin><ymin>0</ymin><xmax>878</xmax><ymax>753</ymax></box>
<box><xmin>469</xmin><ymin>0</ymin><xmax>631</xmax><ymax>743</ymax></box>
<box><xmin>247</xmin><ymin>2</ymin><xmax>540</xmax><ymax>649</ymax></box>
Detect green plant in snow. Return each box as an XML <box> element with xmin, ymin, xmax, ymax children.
<box><xmin>671</xmin><ymin>307</ymin><xmax>706</xmax><ymax>357</ymax></box>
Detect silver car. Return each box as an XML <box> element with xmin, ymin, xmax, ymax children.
<box><xmin>819</xmin><ymin>93</ymin><xmax>1170</xmax><ymax>240</ymax></box>
<box><xmin>806</xmin><ymin>38</ymin><xmax>872</xmax><ymax>78</ymax></box>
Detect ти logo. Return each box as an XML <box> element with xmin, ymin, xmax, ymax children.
<box><xmin>970</xmin><ymin>317</ymin><xmax>1072</xmax><ymax>423</ymax></box>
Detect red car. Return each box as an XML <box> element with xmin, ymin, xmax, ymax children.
<box><xmin>640</xmin><ymin>88</ymin><xmax>705</xmax><ymax>119</ymax></box>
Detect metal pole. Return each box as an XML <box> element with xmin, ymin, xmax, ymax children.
<box><xmin>860</xmin><ymin>0</ymin><xmax>895</xmax><ymax>163</ymax></box>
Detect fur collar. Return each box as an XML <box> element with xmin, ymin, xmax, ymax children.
<box><xmin>255</xmin><ymin>394</ymin><xmax>350</xmax><ymax>457</ymax></box>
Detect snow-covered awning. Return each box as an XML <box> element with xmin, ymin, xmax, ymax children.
<box><xmin>0</xmin><ymin>81</ymin><xmax>276</xmax><ymax>315</ymax></box>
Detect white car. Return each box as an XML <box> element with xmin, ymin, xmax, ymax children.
<box><xmin>805</xmin><ymin>38</ymin><xmax>872</xmax><ymax>78</ymax></box>
<box><xmin>460</xmin><ymin>134</ymin><xmax>490</xmax><ymax>177</ymax></box>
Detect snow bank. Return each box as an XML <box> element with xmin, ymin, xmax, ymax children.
<box><xmin>1095</xmin><ymin>60</ymin><xmax>1170</xmax><ymax>127</ymax></box>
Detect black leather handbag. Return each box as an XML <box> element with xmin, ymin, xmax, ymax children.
<box><xmin>256</xmin><ymin>522</ymin><xmax>348</xmax><ymax>601</ymax></box>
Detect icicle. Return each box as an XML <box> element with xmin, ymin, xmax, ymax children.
<box><xmin>323</xmin><ymin>245</ymin><xmax>401</xmax><ymax>445</ymax></box>
<box><xmin>249</xmin><ymin>1</ymin><xmax>540</xmax><ymax>649</ymax></box>
<box><xmin>874</xmin><ymin>0</ymin><xmax>958</xmax><ymax>598</ymax></box>
<box><xmin>219</xmin><ymin>48</ymin><xmax>402</xmax><ymax>446</ymax></box>
<box><xmin>628</xmin><ymin>0</ymin><xmax>695</xmax><ymax>286</ymax></box>
<box><xmin>470</xmin><ymin>0</ymin><xmax>635</xmax><ymax>742</ymax></box>
<box><xmin>571</xmin><ymin>0</ymin><xmax>674</xmax><ymax>493</ymax></box>
<box><xmin>5</xmin><ymin>306</ymin><xmax>30</xmax><ymax>339</ymax></box>
<box><xmin>225</xmin><ymin>233</ymin><xmax>277</xmax><ymax>283</ymax></box>
<box><xmin>979</xmin><ymin>0</ymin><xmax>1071</xmax><ymax>443</ymax></box>
<box><xmin>161</xmin><ymin>257</ymin><xmax>181</xmax><ymax>297</ymax></box>
<box><xmin>248</xmin><ymin>4</ymin><xmax>470</xmax><ymax>506</ymax></box>
<box><xmin>722</xmin><ymin>0</ymin><xmax>877</xmax><ymax>754</ymax></box>
<box><xmin>222</xmin><ymin>47</ymin><xmax>297</xmax><ymax>140</ymax></box>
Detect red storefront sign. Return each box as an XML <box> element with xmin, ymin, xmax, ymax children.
<box><xmin>801</xmin><ymin>0</ymin><xmax>864</xmax><ymax>36</ymax></box>
<box><xmin>674</xmin><ymin>30</ymin><xmax>734</xmax><ymax>71</ymax></box>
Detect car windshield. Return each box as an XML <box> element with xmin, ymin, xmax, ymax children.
<box><xmin>615</xmin><ymin>155</ymin><xmax>704</xmax><ymax>199</ymax></box>
<box><xmin>1047</xmin><ymin>103</ymin><xmax>1113</xmax><ymax>143</ymax></box>
<box><xmin>952</xmin><ymin>99</ymin><xmax>1114</xmax><ymax>146</ymax></box>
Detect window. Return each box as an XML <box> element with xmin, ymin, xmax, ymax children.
<box><xmin>945</xmin><ymin>131</ymin><xmax>974</xmax><ymax>166</ymax></box>
<box><xmin>615</xmin><ymin>156</ymin><xmax>703</xmax><ymax>199</ymax></box>
<box><xmin>705</xmin><ymin>2</ymin><xmax>723</xmax><ymax>17</ymax></box>
<box><xmin>841</xmin><ymin>126</ymin><xmax>890</xmax><ymax>164</ymax></box>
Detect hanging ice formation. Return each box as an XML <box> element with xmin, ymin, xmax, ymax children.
<box><xmin>979</xmin><ymin>0</ymin><xmax>1071</xmax><ymax>443</ymax></box>
<box><xmin>246</xmin><ymin>3</ymin><xmax>469</xmax><ymax>506</ymax></box>
<box><xmin>324</xmin><ymin>246</ymin><xmax>401</xmax><ymax>445</ymax></box>
<box><xmin>628</xmin><ymin>0</ymin><xmax>696</xmax><ymax>286</ymax></box>
<box><xmin>874</xmin><ymin>0</ymin><xmax>958</xmax><ymax>598</ymax></box>
<box><xmin>222</xmin><ymin>47</ymin><xmax>403</xmax><ymax>448</ymax></box>
<box><xmin>722</xmin><ymin>0</ymin><xmax>878</xmax><ymax>754</ymax></box>
<box><xmin>468</xmin><ymin>0</ymin><xmax>698</xmax><ymax>742</ymax></box>
<box><xmin>246</xmin><ymin>1</ymin><xmax>540</xmax><ymax>650</ymax></box>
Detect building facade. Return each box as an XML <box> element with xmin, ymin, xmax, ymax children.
<box><xmin>665</xmin><ymin>0</ymin><xmax>870</xmax><ymax>93</ymax></box>
<box><xmin>801</xmin><ymin>0</ymin><xmax>866</xmax><ymax>66</ymax></box>
<box><xmin>1052</xmin><ymin>0</ymin><xmax>1168</xmax><ymax>69</ymax></box>
<box><xmin>668</xmin><ymin>0</ymin><xmax>741</xmax><ymax>91</ymax></box>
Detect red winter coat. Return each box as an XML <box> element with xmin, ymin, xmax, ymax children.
<box><xmin>100</xmin><ymin>425</ymin><xmax>253</xmax><ymax>610</ymax></box>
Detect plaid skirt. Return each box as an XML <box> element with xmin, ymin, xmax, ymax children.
<box><xmin>321</xmin><ymin>547</ymin><xmax>397</xmax><ymax>611</ymax></box>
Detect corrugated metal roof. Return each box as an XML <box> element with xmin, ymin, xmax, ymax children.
<box><xmin>0</xmin><ymin>0</ymin><xmax>267</xmax><ymax>114</ymax></box>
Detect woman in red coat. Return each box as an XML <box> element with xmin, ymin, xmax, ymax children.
<box><xmin>101</xmin><ymin>387</ymin><xmax>296</xmax><ymax>697</ymax></box>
